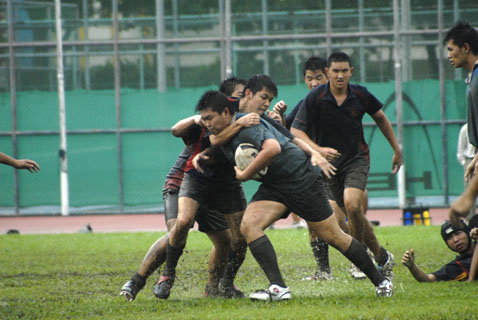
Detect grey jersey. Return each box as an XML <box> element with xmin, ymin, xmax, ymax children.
<box><xmin>221</xmin><ymin>113</ymin><xmax>321</xmax><ymax>192</ymax></box>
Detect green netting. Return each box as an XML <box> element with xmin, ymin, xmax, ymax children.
<box><xmin>0</xmin><ymin>79</ymin><xmax>469</xmax><ymax>212</ymax></box>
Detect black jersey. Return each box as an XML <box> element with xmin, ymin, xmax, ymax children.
<box><xmin>292</xmin><ymin>83</ymin><xmax>382</xmax><ymax>169</ymax></box>
<box><xmin>184</xmin><ymin>124</ymin><xmax>240</xmax><ymax>190</ymax></box>
<box><xmin>432</xmin><ymin>252</ymin><xmax>475</xmax><ymax>281</ymax></box>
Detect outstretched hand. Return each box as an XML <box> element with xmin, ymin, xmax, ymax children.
<box><xmin>192</xmin><ymin>153</ymin><xmax>209</xmax><ymax>174</ymax></box>
<box><xmin>391</xmin><ymin>152</ymin><xmax>403</xmax><ymax>175</ymax></box>
<box><xmin>310</xmin><ymin>151</ymin><xmax>336</xmax><ymax>179</ymax></box>
<box><xmin>401</xmin><ymin>248</ymin><xmax>415</xmax><ymax>268</ymax></box>
<box><xmin>318</xmin><ymin>147</ymin><xmax>341</xmax><ymax>162</ymax></box>
<box><xmin>15</xmin><ymin>159</ymin><xmax>40</xmax><ymax>173</ymax></box>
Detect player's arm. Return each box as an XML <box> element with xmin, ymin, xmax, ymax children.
<box><xmin>171</xmin><ymin>115</ymin><xmax>202</xmax><ymax>137</ymax></box>
<box><xmin>0</xmin><ymin>152</ymin><xmax>40</xmax><ymax>173</ymax></box>
<box><xmin>370</xmin><ymin>109</ymin><xmax>403</xmax><ymax>174</ymax></box>
<box><xmin>401</xmin><ymin>249</ymin><xmax>437</xmax><ymax>282</ymax></box>
<box><xmin>292</xmin><ymin>137</ymin><xmax>336</xmax><ymax>178</ymax></box>
<box><xmin>290</xmin><ymin>127</ymin><xmax>340</xmax><ymax>162</ymax></box>
<box><xmin>467</xmin><ymin>241</ymin><xmax>478</xmax><ymax>282</ymax></box>
<box><xmin>209</xmin><ymin>113</ymin><xmax>260</xmax><ymax>146</ymax></box>
<box><xmin>465</xmin><ymin>152</ymin><xmax>478</xmax><ymax>182</ymax></box>
<box><xmin>449</xmin><ymin>174</ymin><xmax>478</xmax><ymax>224</ymax></box>
<box><xmin>234</xmin><ymin>138</ymin><xmax>280</xmax><ymax>181</ymax></box>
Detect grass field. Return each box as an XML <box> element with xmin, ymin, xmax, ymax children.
<box><xmin>1</xmin><ymin>225</ymin><xmax>477</xmax><ymax>319</ymax></box>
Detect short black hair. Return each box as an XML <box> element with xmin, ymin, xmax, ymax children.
<box><xmin>219</xmin><ymin>77</ymin><xmax>247</xmax><ymax>97</ymax></box>
<box><xmin>244</xmin><ymin>74</ymin><xmax>278</xmax><ymax>98</ymax></box>
<box><xmin>327</xmin><ymin>52</ymin><xmax>352</xmax><ymax>68</ymax></box>
<box><xmin>195</xmin><ymin>90</ymin><xmax>234</xmax><ymax>114</ymax></box>
<box><xmin>443</xmin><ymin>21</ymin><xmax>478</xmax><ymax>55</ymax></box>
<box><xmin>302</xmin><ymin>55</ymin><xmax>327</xmax><ymax>76</ymax></box>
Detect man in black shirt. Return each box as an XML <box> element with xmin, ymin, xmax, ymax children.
<box><xmin>291</xmin><ymin>52</ymin><xmax>402</xmax><ymax>280</ymax></box>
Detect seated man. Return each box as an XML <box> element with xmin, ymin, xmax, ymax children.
<box><xmin>401</xmin><ymin>219</ymin><xmax>477</xmax><ymax>282</ymax></box>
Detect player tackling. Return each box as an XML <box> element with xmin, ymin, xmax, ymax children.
<box><xmin>196</xmin><ymin>90</ymin><xmax>394</xmax><ymax>300</ymax></box>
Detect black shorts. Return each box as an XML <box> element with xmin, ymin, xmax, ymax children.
<box><xmin>250</xmin><ymin>176</ymin><xmax>333</xmax><ymax>222</ymax></box>
<box><xmin>327</xmin><ymin>161</ymin><xmax>369</xmax><ymax>208</ymax></box>
<box><xmin>162</xmin><ymin>188</ymin><xmax>229</xmax><ymax>233</ymax></box>
<box><xmin>178</xmin><ymin>173</ymin><xmax>247</xmax><ymax>215</ymax></box>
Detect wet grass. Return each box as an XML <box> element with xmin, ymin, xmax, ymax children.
<box><xmin>1</xmin><ymin>226</ymin><xmax>476</xmax><ymax>319</ymax></box>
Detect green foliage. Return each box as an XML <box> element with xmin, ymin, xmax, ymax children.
<box><xmin>0</xmin><ymin>226</ymin><xmax>476</xmax><ymax>319</ymax></box>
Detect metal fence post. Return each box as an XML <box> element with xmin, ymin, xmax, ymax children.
<box><xmin>225</xmin><ymin>0</ymin><xmax>232</xmax><ymax>78</ymax></box>
<box><xmin>393</xmin><ymin>0</ymin><xmax>406</xmax><ymax>208</ymax></box>
<box><xmin>325</xmin><ymin>0</ymin><xmax>332</xmax><ymax>58</ymax></box>
<box><xmin>156</xmin><ymin>0</ymin><xmax>166</xmax><ymax>92</ymax></box>
<box><xmin>55</xmin><ymin>0</ymin><xmax>70</xmax><ymax>216</ymax></box>
<box><xmin>262</xmin><ymin>0</ymin><xmax>269</xmax><ymax>75</ymax></box>
<box><xmin>438</xmin><ymin>0</ymin><xmax>449</xmax><ymax>206</ymax></box>
<box><xmin>7</xmin><ymin>0</ymin><xmax>19</xmax><ymax>215</ymax></box>
<box><xmin>112</xmin><ymin>0</ymin><xmax>124</xmax><ymax>211</ymax></box>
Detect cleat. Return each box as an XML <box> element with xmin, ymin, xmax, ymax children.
<box><xmin>153</xmin><ymin>275</ymin><xmax>175</xmax><ymax>300</ymax></box>
<box><xmin>349</xmin><ymin>263</ymin><xmax>367</xmax><ymax>280</ymax></box>
<box><xmin>377</xmin><ymin>251</ymin><xmax>395</xmax><ymax>280</ymax></box>
<box><xmin>249</xmin><ymin>284</ymin><xmax>291</xmax><ymax>301</ymax></box>
<box><xmin>203</xmin><ymin>284</ymin><xmax>220</xmax><ymax>298</ymax></box>
<box><xmin>375</xmin><ymin>278</ymin><xmax>393</xmax><ymax>297</ymax></box>
<box><xmin>218</xmin><ymin>281</ymin><xmax>246</xmax><ymax>298</ymax></box>
<box><xmin>301</xmin><ymin>270</ymin><xmax>333</xmax><ymax>281</ymax></box>
<box><xmin>291</xmin><ymin>220</ymin><xmax>307</xmax><ymax>229</ymax></box>
<box><xmin>120</xmin><ymin>280</ymin><xmax>142</xmax><ymax>302</ymax></box>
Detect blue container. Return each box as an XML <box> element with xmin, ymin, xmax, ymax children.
<box><xmin>403</xmin><ymin>211</ymin><xmax>413</xmax><ymax>225</ymax></box>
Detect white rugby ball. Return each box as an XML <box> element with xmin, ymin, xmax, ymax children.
<box><xmin>234</xmin><ymin>143</ymin><xmax>268</xmax><ymax>180</ymax></box>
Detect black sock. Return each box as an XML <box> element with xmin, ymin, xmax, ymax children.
<box><xmin>311</xmin><ymin>239</ymin><xmax>330</xmax><ymax>273</ymax></box>
<box><xmin>249</xmin><ymin>235</ymin><xmax>286</xmax><ymax>288</ymax></box>
<box><xmin>222</xmin><ymin>247</ymin><xmax>245</xmax><ymax>287</ymax></box>
<box><xmin>343</xmin><ymin>238</ymin><xmax>385</xmax><ymax>286</ymax></box>
<box><xmin>376</xmin><ymin>246</ymin><xmax>389</xmax><ymax>266</ymax></box>
<box><xmin>131</xmin><ymin>272</ymin><xmax>146</xmax><ymax>289</ymax></box>
<box><xmin>163</xmin><ymin>243</ymin><xmax>183</xmax><ymax>277</ymax></box>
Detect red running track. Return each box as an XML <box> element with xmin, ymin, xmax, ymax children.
<box><xmin>0</xmin><ymin>208</ymin><xmax>449</xmax><ymax>235</ymax></box>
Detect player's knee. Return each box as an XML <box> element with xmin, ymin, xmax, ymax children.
<box><xmin>345</xmin><ymin>202</ymin><xmax>362</xmax><ymax>218</ymax></box>
<box><xmin>175</xmin><ymin>216</ymin><xmax>193</xmax><ymax>231</ymax></box>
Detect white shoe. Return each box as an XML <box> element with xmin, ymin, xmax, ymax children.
<box><xmin>349</xmin><ymin>263</ymin><xmax>367</xmax><ymax>280</ymax></box>
<box><xmin>249</xmin><ymin>284</ymin><xmax>291</xmax><ymax>301</ymax></box>
<box><xmin>375</xmin><ymin>278</ymin><xmax>393</xmax><ymax>297</ymax></box>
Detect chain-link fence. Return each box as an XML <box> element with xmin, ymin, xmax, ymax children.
<box><xmin>1</xmin><ymin>0</ymin><xmax>478</xmax><ymax>215</ymax></box>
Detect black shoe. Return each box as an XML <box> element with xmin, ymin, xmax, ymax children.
<box><xmin>203</xmin><ymin>284</ymin><xmax>220</xmax><ymax>298</ymax></box>
<box><xmin>153</xmin><ymin>275</ymin><xmax>175</xmax><ymax>300</ymax></box>
<box><xmin>218</xmin><ymin>280</ymin><xmax>246</xmax><ymax>298</ymax></box>
<box><xmin>120</xmin><ymin>280</ymin><xmax>142</xmax><ymax>301</ymax></box>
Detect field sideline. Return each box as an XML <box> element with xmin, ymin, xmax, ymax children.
<box><xmin>1</xmin><ymin>225</ymin><xmax>476</xmax><ymax>319</ymax></box>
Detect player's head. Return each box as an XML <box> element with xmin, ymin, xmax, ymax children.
<box><xmin>326</xmin><ymin>52</ymin><xmax>354</xmax><ymax>90</ymax></box>
<box><xmin>242</xmin><ymin>74</ymin><xmax>277</xmax><ymax>115</ymax></box>
<box><xmin>196</xmin><ymin>90</ymin><xmax>235</xmax><ymax>135</ymax></box>
<box><xmin>440</xmin><ymin>220</ymin><xmax>471</xmax><ymax>253</ymax></box>
<box><xmin>443</xmin><ymin>21</ymin><xmax>478</xmax><ymax>69</ymax></box>
<box><xmin>219</xmin><ymin>77</ymin><xmax>247</xmax><ymax>98</ymax></box>
<box><xmin>302</xmin><ymin>55</ymin><xmax>328</xmax><ymax>91</ymax></box>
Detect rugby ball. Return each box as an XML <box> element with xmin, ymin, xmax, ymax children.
<box><xmin>234</xmin><ymin>143</ymin><xmax>268</xmax><ymax>180</ymax></box>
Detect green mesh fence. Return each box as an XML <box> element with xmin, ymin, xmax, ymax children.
<box><xmin>0</xmin><ymin>79</ymin><xmax>469</xmax><ymax>214</ymax></box>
